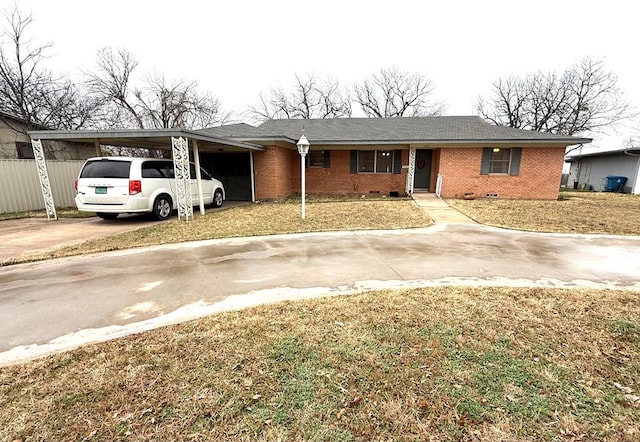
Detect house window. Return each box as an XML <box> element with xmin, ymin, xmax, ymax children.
<box><xmin>376</xmin><ymin>150</ymin><xmax>394</xmax><ymax>173</ymax></box>
<box><xmin>352</xmin><ymin>150</ymin><xmax>400</xmax><ymax>174</ymax></box>
<box><xmin>306</xmin><ymin>150</ymin><xmax>330</xmax><ymax>168</ymax></box>
<box><xmin>480</xmin><ymin>147</ymin><xmax>522</xmax><ymax>176</ymax></box>
<box><xmin>16</xmin><ymin>142</ymin><xmax>34</xmax><ymax>159</ymax></box>
<box><xmin>358</xmin><ymin>151</ymin><xmax>375</xmax><ymax>172</ymax></box>
<box><xmin>490</xmin><ymin>148</ymin><xmax>511</xmax><ymax>174</ymax></box>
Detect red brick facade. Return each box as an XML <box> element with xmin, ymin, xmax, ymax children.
<box><xmin>252</xmin><ymin>145</ymin><xmax>298</xmax><ymax>200</ymax></box>
<box><xmin>437</xmin><ymin>146</ymin><xmax>566</xmax><ymax>200</ymax></box>
<box><xmin>252</xmin><ymin>144</ymin><xmax>566</xmax><ymax>200</ymax></box>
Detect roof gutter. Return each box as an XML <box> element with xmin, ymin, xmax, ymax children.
<box><xmin>27</xmin><ymin>128</ymin><xmax>264</xmax><ymax>151</ymax></box>
<box><xmin>241</xmin><ymin>137</ymin><xmax>591</xmax><ymax>147</ymax></box>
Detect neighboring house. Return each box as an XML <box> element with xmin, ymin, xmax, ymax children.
<box><xmin>0</xmin><ymin>111</ymin><xmax>95</xmax><ymax>160</ymax></box>
<box><xmin>201</xmin><ymin>116</ymin><xmax>590</xmax><ymax>200</ymax></box>
<box><xmin>28</xmin><ymin>116</ymin><xmax>590</xmax><ymax>214</ymax></box>
<box><xmin>565</xmin><ymin>148</ymin><xmax>640</xmax><ymax>194</ymax></box>
<box><xmin>0</xmin><ymin>111</ymin><xmax>99</xmax><ymax>213</ymax></box>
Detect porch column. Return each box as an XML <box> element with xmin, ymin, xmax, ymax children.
<box><xmin>192</xmin><ymin>139</ymin><xmax>205</xmax><ymax>215</ymax></box>
<box><xmin>31</xmin><ymin>139</ymin><xmax>57</xmax><ymax>220</ymax></box>
<box><xmin>94</xmin><ymin>140</ymin><xmax>101</xmax><ymax>157</ymax></box>
<box><xmin>171</xmin><ymin>136</ymin><xmax>193</xmax><ymax>221</ymax></box>
<box><xmin>249</xmin><ymin>151</ymin><xmax>256</xmax><ymax>202</ymax></box>
<box><xmin>405</xmin><ymin>147</ymin><xmax>417</xmax><ymax>195</ymax></box>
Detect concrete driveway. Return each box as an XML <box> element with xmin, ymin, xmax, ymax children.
<box><xmin>1</xmin><ymin>223</ymin><xmax>639</xmax><ymax>365</ymax></box>
<box><xmin>0</xmin><ymin>201</ymin><xmax>247</xmax><ymax>262</ymax></box>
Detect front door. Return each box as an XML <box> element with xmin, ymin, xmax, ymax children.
<box><xmin>414</xmin><ymin>149</ymin><xmax>432</xmax><ymax>190</ymax></box>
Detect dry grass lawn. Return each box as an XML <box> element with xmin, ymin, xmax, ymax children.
<box><xmin>448</xmin><ymin>191</ymin><xmax>640</xmax><ymax>235</ymax></box>
<box><xmin>1</xmin><ymin>287</ymin><xmax>639</xmax><ymax>441</ymax></box>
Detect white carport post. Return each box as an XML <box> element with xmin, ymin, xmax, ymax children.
<box><xmin>31</xmin><ymin>139</ymin><xmax>57</xmax><ymax>220</ymax></box>
<box><xmin>192</xmin><ymin>139</ymin><xmax>205</xmax><ymax>215</ymax></box>
<box><xmin>171</xmin><ymin>136</ymin><xmax>193</xmax><ymax>221</ymax></box>
<box><xmin>249</xmin><ymin>151</ymin><xmax>256</xmax><ymax>203</ymax></box>
<box><xmin>406</xmin><ymin>147</ymin><xmax>416</xmax><ymax>195</ymax></box>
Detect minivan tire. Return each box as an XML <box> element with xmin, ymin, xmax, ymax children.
<box><xmin>97</xmin><ymin>212</ymin><xmax>118</xmax><ymax>220</ymax></box>
<box><xmin>212</xmin><ymin>189</ymin><xmax>224</xmax><ymax>208</ymax></box>
<box><xmin>153</xmin><ymin>194</ymin><xmax>173</xmax><ymax>221</ymax></box>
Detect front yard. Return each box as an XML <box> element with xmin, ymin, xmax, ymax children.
<box><xmin>2</xmin><ymin>286</ymin><xmax>639</xmax><ymax>441</ymax></box>
<box><xmin>448</xmin><ymin>191</ymin><xmax>640</xmax><ymax>235</ymax></box>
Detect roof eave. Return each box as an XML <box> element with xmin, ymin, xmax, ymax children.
<box><xmin>27</xmin><ymin>128</ymin><xmax>264</xmax><ymax>151</ymax></box>
<box><xmin>239</xmin><ymin>137</ymin><xmax>593</xmax><ymax>146</ymax></box>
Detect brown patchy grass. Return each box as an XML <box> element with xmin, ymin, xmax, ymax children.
<box><xmin>1</xmin><ymin>200</ymin><xmax>430</xmax><ymax>266</ymax></box>
<box><xmin>448</xmin><ymin>191</ymin><xmax>640</xmax><ymax>235</ymax></box>
<box><xmin>0</xmin><ymin>207</ymin><xmax>92</xmax><ymax>221</ymax></box>
<box><xmin>2</xmin><ymin>287</ymin><xmax>639</xmax><ymax>441</ymax></box>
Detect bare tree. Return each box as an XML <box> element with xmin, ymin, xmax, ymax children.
<box><xmin>85</xmin><ymin>47</ymin><xmax>228</xmax><ymax>130</ymax></box>
<box><xmin>248</xmin><ymin>73</ymin><xmax>351</xmax><ymax>121</ymax></box>
<box><xmin>354</xmin><ymin>66</ymin><xmax>445</xmax><ymax>118</ymax></box>
<box><xmin>477</xmin><ymin>57</ymin><xmax>632</xmax><ymax>136</ymax></box>
<box><xmin>0</xmin><ymin>5</ymin><xmax>95</xmax><ymax>130</ymax></box>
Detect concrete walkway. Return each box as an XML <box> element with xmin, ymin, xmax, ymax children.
<box><xmin>411</xmin><ymin>192</ymin><xmax>476</xmax><ymax>223</ymax></box>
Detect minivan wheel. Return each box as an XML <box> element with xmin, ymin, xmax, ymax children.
<box><xmin>212</xmin><ymin>189</ymin><xmax>224</xmax><ymax>208</ymax></box>
<box><xmin>153</xmin><ymin>195</ymin><xmax>173</xmax><ymax>221</ymax></box>
<box><xmin>97</xmin><ymin>212</ymin><xmax>118</xmax><ymax>220</ymax></box>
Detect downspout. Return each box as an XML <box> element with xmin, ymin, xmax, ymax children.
<box><xmin>623</xmin><ymin>150</ymin><xmax>640</xmax><ymax>194</ymax></box>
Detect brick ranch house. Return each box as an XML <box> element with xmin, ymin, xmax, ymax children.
<box><xmin>28</xmin><ymin>116</ymin><xmax>591</xmax><ymax>217</ymax></box>
<box><xmin>202</xmin><ymin>116</ymin><xmax>591</xmax><ymax>200</ymax></box>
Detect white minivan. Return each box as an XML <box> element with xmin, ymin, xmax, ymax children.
<box><xmin>75</xmin><ymin>157</ymin><xmax>225</xmax><ymax>220</ymax></box>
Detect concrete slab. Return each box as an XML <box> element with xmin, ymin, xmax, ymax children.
<box><xmin>0</xmin><ymin>201</ymin><xmax>248</xmax><ymax>262</ymax></box>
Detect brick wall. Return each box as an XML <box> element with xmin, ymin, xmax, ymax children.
<box><xmin>253</xmin><ymin>145</ymin><xmax>566</xmax><ymax>200</ymax></box>
<box><xmin>254</xmin><ymin>147</ymin><xmax>409</xmax><ymax>199</ymax></box>
<box><xmin>253</xmin><ymin>145</ymin><xmax>298</xmax><ymax>199</ymax></box>
<box><xmin>302</xmin><ymin>150</ymin><xmax>407</xmax><ymax>196</ymax></box>
<box><xmin>438</xmin><ymin>147</ymin><xmax>566</xmax><ymax>200</ymax></box>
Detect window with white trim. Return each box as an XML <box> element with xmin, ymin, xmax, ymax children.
<box><xmin>490</xmin><ymin>148</ymin><xmax>511</xmax><ymax>174</ymax></box>
<box><xmin>480</xmin><ymin>147</ymin><xmax>522</xmax><ymax>176</ymax></box>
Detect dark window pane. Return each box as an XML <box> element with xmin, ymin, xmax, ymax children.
<box><xmin>358</xmin><ymin>151</ymin><xmax>374</xmax><ymax>172</ymax></box>
<box><xmin>307</xmin><ymin>151</ymin><xmax>325</xmax><ymax>168</ymax></box>
<box><xmin>16</xmin><ymin>142</ymin><xmax>34</xmax><ymax>159</ymax></box>
<box><xmin>376</xmin><ymin>150</ymin><xmax>393</xmax><ymax>173</ymax></box>
<box><xmin>142</xmin><ymin>161</ymin><xmax>168</xmax><ymax>178</ymax></box>
<box><xmin>80</xmin><ymin>160</ymin><xmax>131</xmax><ymax>178</ymax></box>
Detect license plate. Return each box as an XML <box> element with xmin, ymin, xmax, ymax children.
<box><xmin>95</xmin><ymin>187</ymin><xmax>107</xmax><ymax>194</ymax></box>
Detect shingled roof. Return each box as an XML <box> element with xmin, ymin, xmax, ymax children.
<box><xmin>200</xmin><ymin>116</ymin><xmax>591</xmax><ymax>146</ymax></box>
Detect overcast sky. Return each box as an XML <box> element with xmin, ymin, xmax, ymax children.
<box><xmin>10</xmin><ymin>0</ymin><xmax>640</xmax><ymax>150</ymax></box>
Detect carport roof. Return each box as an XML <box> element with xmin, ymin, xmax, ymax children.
<box><xmin>27</xmin><ymin>128</ymin><xmax>264</xmax><ymax>152</ymax></box>
<box><xmin>201</xmin><ymin>116</ymin><xmax>592</xmax><ymax>146</ymax></box>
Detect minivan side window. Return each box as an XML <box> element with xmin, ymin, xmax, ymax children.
<box><xmin>80</xmin><ymin>160</ymin><xmax>131</xmax><ymax>178</ymax></box>
<box><xmin>142</xmin><ymin>161</ymin><xmax>171</xmax><ymax>178</ymax></box>
<box><xmin>188</xmin><ymin>163</ymin><xmax>212</xmax><ymax>180</ymax></box>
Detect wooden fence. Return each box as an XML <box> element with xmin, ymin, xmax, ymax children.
<box><xmin>0</xmin><ymin>159</ymin><xmax>84</xmax><ymax>213</ymax></box>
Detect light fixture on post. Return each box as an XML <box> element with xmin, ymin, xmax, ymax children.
<box><xmin>296</xmin><ymin>133</ymin><xmax>310</xmax><ymax>220</ymax></box>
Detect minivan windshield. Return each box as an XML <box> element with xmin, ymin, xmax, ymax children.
<box><xmin>80</xmin><ymin>160</ymin><xmax>131</xmax><ymax>179</ymax></box>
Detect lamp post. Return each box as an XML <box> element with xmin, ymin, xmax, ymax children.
<box><xmin>296</xmin><ymin>134</ymin><xmax>310</xmax><ymax>220</ymax></box>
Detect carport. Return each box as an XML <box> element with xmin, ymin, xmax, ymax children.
<box><xmin>27</xmin><ymin>128</ymin><xmax>264</xmax><ymax>221</ymax></box>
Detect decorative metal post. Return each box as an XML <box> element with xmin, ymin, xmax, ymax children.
<box><xmin>406</xmin><ymin>147</ymin><xmax>417</xmax><ymax>195</ymax></box>
<box><xmin>31</xmin><ymin>139</ymin><xmax>57</xmax><ymax>220</ymax></box>
<box><xmin>296</xmin><ymin>134</ymin><xmax>310</xmax><ymax>220</ymax></box>
<box><xmin>171</xmin><ymin>136</ymin><xmax>193</xmax><ymax>221</ymax></box>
